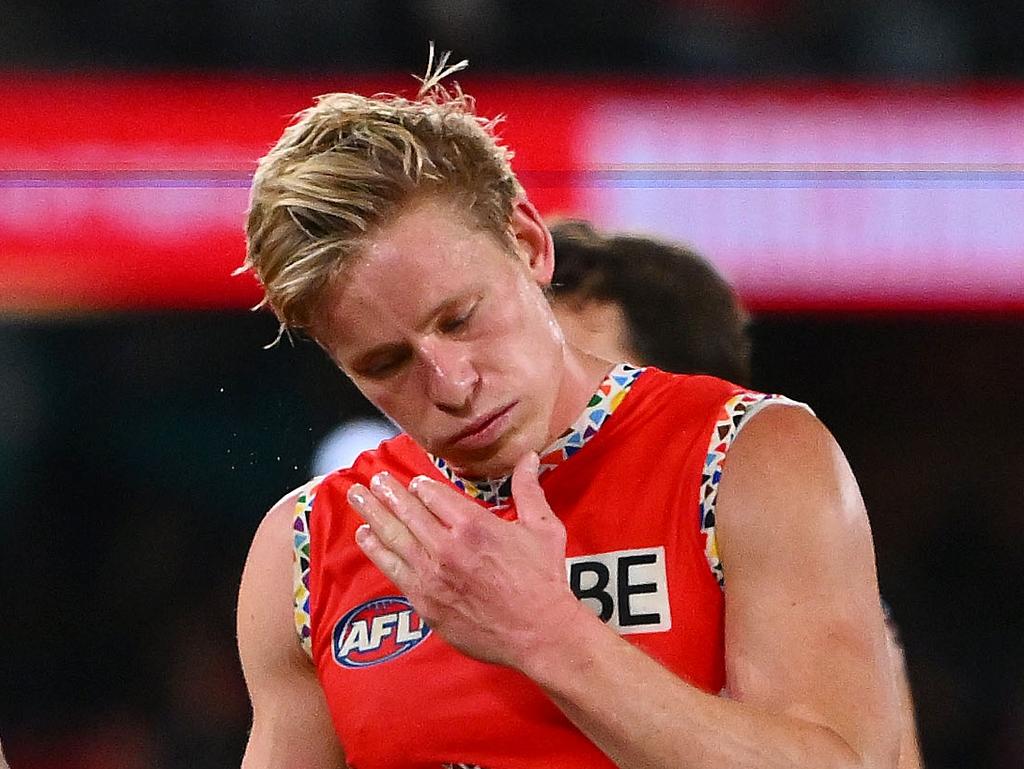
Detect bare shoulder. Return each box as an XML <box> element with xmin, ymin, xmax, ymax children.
<box><xmin>717</xmin><ymin>403</ymin><xmax>870</xmax><ymax>562</ymax></box>
<box><xmin>240</xmin><ymin>485</ymin><xmax>310</xmax><ymax>605</ymax></box>
<box><xmin>245</xmin><ymin>487</ymin><xmax>305</xmax><ymax>568</ymax></box>
<box><xmin>714</xmin><ymin>403</ymin><xmax>900</xmax><ymax>767</ymax></box>
<box><xmin>238</xmin><ymin>487</ymin><xmax>305</xmax><ymax>651</ymax></box>
<box><xmin>238</xmin><ymin>483</ymin><xmax>346</xmax><ymax>769</ymax></box>
<box><xmin>715</xmin><ymin>402</ymin><xmax>881</xmax><ymax>608</ymax></box>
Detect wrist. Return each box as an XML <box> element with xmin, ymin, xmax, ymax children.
<box><xmin>513</xmin><ymin>595</ymin><xmax>612</xmax><ymax>687</ymax></box>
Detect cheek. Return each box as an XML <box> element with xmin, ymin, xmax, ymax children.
<box><xmin>352</xmin><ymin>379</ymin><xmax>419</xmax><ymax>429</ymax></box>
<box><xmin>494</xmin><ymin>287</ymin><xmax>562</xmax><ymax>350</ymax></box>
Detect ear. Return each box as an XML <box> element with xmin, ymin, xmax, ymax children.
<box><xmin>509</xmin><ymin>197</ymin><xmax>555</xmax><ymax>287</ymax></box>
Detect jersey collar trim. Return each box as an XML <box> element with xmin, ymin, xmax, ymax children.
<box><xmin>430</xmin><ymin>362</ymin><xmax>645</xmax><ymax>507</ymax></box>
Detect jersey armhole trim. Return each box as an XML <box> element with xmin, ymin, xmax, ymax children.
<box><xmin>698</xmin><ymin>393</ymin><xmax>813</xmax><ymax>590</ymax></box>
<box><xmin>293</xmin><ymin>476</ymin><xmax>323</xmax><ymax>659</ymax></box>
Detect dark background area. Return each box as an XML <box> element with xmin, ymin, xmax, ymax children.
<box><xmin>1</xmin><ymin>1</ymin><xmax>1023</xmax><ymax>768</ymax></box>
<box><xmin>2</xmin><ymin>0</ymin><xmax>1023</xmax><ymax>78</ymax></box>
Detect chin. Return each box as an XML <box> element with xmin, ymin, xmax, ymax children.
<box><xmin>444</xmin><ymin>440</ymin><xmax>522</xmax><ymax>480</ymax></box>
<box><xmin>447</xmin><ymin>454</ymin><xmax>515</xmax><ymax>481</ymax></box>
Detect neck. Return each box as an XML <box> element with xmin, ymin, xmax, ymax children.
<box><xmin>431</xmin><ymin>352</ymin><xmax>640</xmax><ymax>505</ymax></box>
<box><xmin>545</xmin><ymin>346</ymin><xmax>617</xmax><ymax>448</ymax></box>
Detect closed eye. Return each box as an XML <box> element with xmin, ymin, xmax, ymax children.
<box><xmin>353</xmin><ymin>347</ymin><xmax>411</xmax><ymax>379</ymax></box>
<box><xmin>438</xmin><ymin>300</ymin><xmax>479</xmax><ymax>334</ymax></box>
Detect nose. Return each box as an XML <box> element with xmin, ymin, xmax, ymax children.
<box><xmin>418</xmin><ymin>339</ymin><xmax>479</xmax><ymax>413</ymax></box>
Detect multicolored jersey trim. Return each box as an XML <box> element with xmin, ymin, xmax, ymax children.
<box><xmin>699</xmin><ymin>393</ymin><xmax>811</xmax><ymax>587</ymax></box>
<box><xmin>291</xmin><ymin>381</ymin><xmax>810</xmax><ymax>654</ymax></box>
<box><xmin>431</xmin><ymin>362</ymin><xmax>645</xmax><ymax>507</ymax></box>
<box><xmin>291</xmin><ymin>364</ymin><xmax>644</xmax><ymax>655</ymax></box>
<box><xmin>292</xmin><ymin>478</ymin><xmax>322</xmax><ymax>658</ymax></box>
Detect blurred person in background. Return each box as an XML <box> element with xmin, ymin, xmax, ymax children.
<box><xmin>546</xmin><ymin>219</ymin><xmax>924</xmax><ymax>769</ymax></box>
<box><xmin>547</xmin><ymin>220</ymin><xmax>751</xmax><ymax>386</ymax></box>
<box><xmin>311</xmin><ymin>416</ymin><xmax>399</xmax><ymax>477</ymax></box>
<box><xmin>236</xmin><ymin>55</ymin><xmax>899</xmax><ymax>768</ymax></box>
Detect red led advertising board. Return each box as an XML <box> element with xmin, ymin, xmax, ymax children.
<box><xmin>1</xmin><ymin>74</ymin><xmax>1021</xmax><ymax>314</ymax></box>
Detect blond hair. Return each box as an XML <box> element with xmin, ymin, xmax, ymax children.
<box><xmin>242</xmin><ymin>50</ymin><xmax>524</xmax><ymax>336</ymax></box>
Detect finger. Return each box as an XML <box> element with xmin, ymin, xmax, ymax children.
<box><xmin>369</xmin><ymin>471</ymin><xmax>448</xmax><ymax>551</ymax></box>
<box><xmin>510</xmin><ymin>452</ymin><xmax>551</xmax><ymax>527</ymax></box>
<box><xmin>354</xmin><ymin>523</ymin><xmax>410</xmax><ymax>588</ymax></box>
<box><xmin>408</xmin><ymin>474</ymin><xmax>480</xmax><ymax>527</ymax></box>
<box><xmin>347</xmin><ymin>482</ymin><xmax>421</xmax><ymax>562</ymax></box>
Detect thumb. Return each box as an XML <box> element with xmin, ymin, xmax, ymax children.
<box><xmin>511</xmin><ymin>452</ymin><xmax>550</xmax><ymax>527</ymax></box>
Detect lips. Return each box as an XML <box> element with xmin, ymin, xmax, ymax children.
<box><xmin>446</xmin><ymin>402</ymin><xmax>518</xmax><ymax>450</ymax></box>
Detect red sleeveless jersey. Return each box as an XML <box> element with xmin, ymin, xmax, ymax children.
<box><xmin>303</xmin><ymin>368</ymin><xmax>751</xmax><ymax>768</ymax></box>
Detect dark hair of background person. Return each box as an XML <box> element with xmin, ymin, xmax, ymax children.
<box><xmin>549</xmin><ymin>219</ymin><xmax>752</xmax><ymax>386</ymax></box>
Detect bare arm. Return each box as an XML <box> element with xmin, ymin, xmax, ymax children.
<box><xmin>506</xmin><ymin>407</ymin><xmax>899</xmax><ymax>768</ymax></box>
<box><xmin>237</xmin><ymin>491</ymin><xmax>346</xmax><ymax>769</ymax></box>
<box><xmin>350</xmin><ymin>408</ymin><xmax>900</xmax><ymax>769</ymax></box>
<box><xmin>711</xmin><ymin>404</ymin><xmax>900</xmax><ymax>768</ymax></box>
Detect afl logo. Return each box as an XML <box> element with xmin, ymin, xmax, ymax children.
<box><xmin>332</xmin><ymin>596</ymin><xmax>431</xmax><ymax>668</ymax></box>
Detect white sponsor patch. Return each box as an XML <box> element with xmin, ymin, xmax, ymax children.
<box><xmin>565</xmin><ymin>546</ymin><xmax>671</xmax><ymax>635</ymax></box>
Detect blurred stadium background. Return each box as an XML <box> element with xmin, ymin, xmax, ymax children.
<box><xmin>1</xmin><ymin>2</ymin><xmax>1022</xmax><ymax>768</ymax></box>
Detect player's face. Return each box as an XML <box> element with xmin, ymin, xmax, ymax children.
<box><xmin>313</xmin><ymin>196</ymin><xmax>565</xmax><ymax>478</ymax></box>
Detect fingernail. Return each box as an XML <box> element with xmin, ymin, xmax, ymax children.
<box><xmin>355</xmin><ymin>523</ymin><xmax>371</xmax><ymax>543</ymax></box>
<box><xmin>527</xmin><ymin>452</ymin><xmax>540</xmax><ymax>473</ymax></box>
<box><xmin>371</xmin><ymin>471</ymin><xmax>390</xmax><ymax>488</ymax></box>
<box><xmin>347</xmin><ymin>485</ymin><xmax>367</xmax><ymax>507</ymax></box>
<box><xmin>409</xmin><ymin>475</ymin><xmax>430</xmax><ymax>493</ymax></box>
